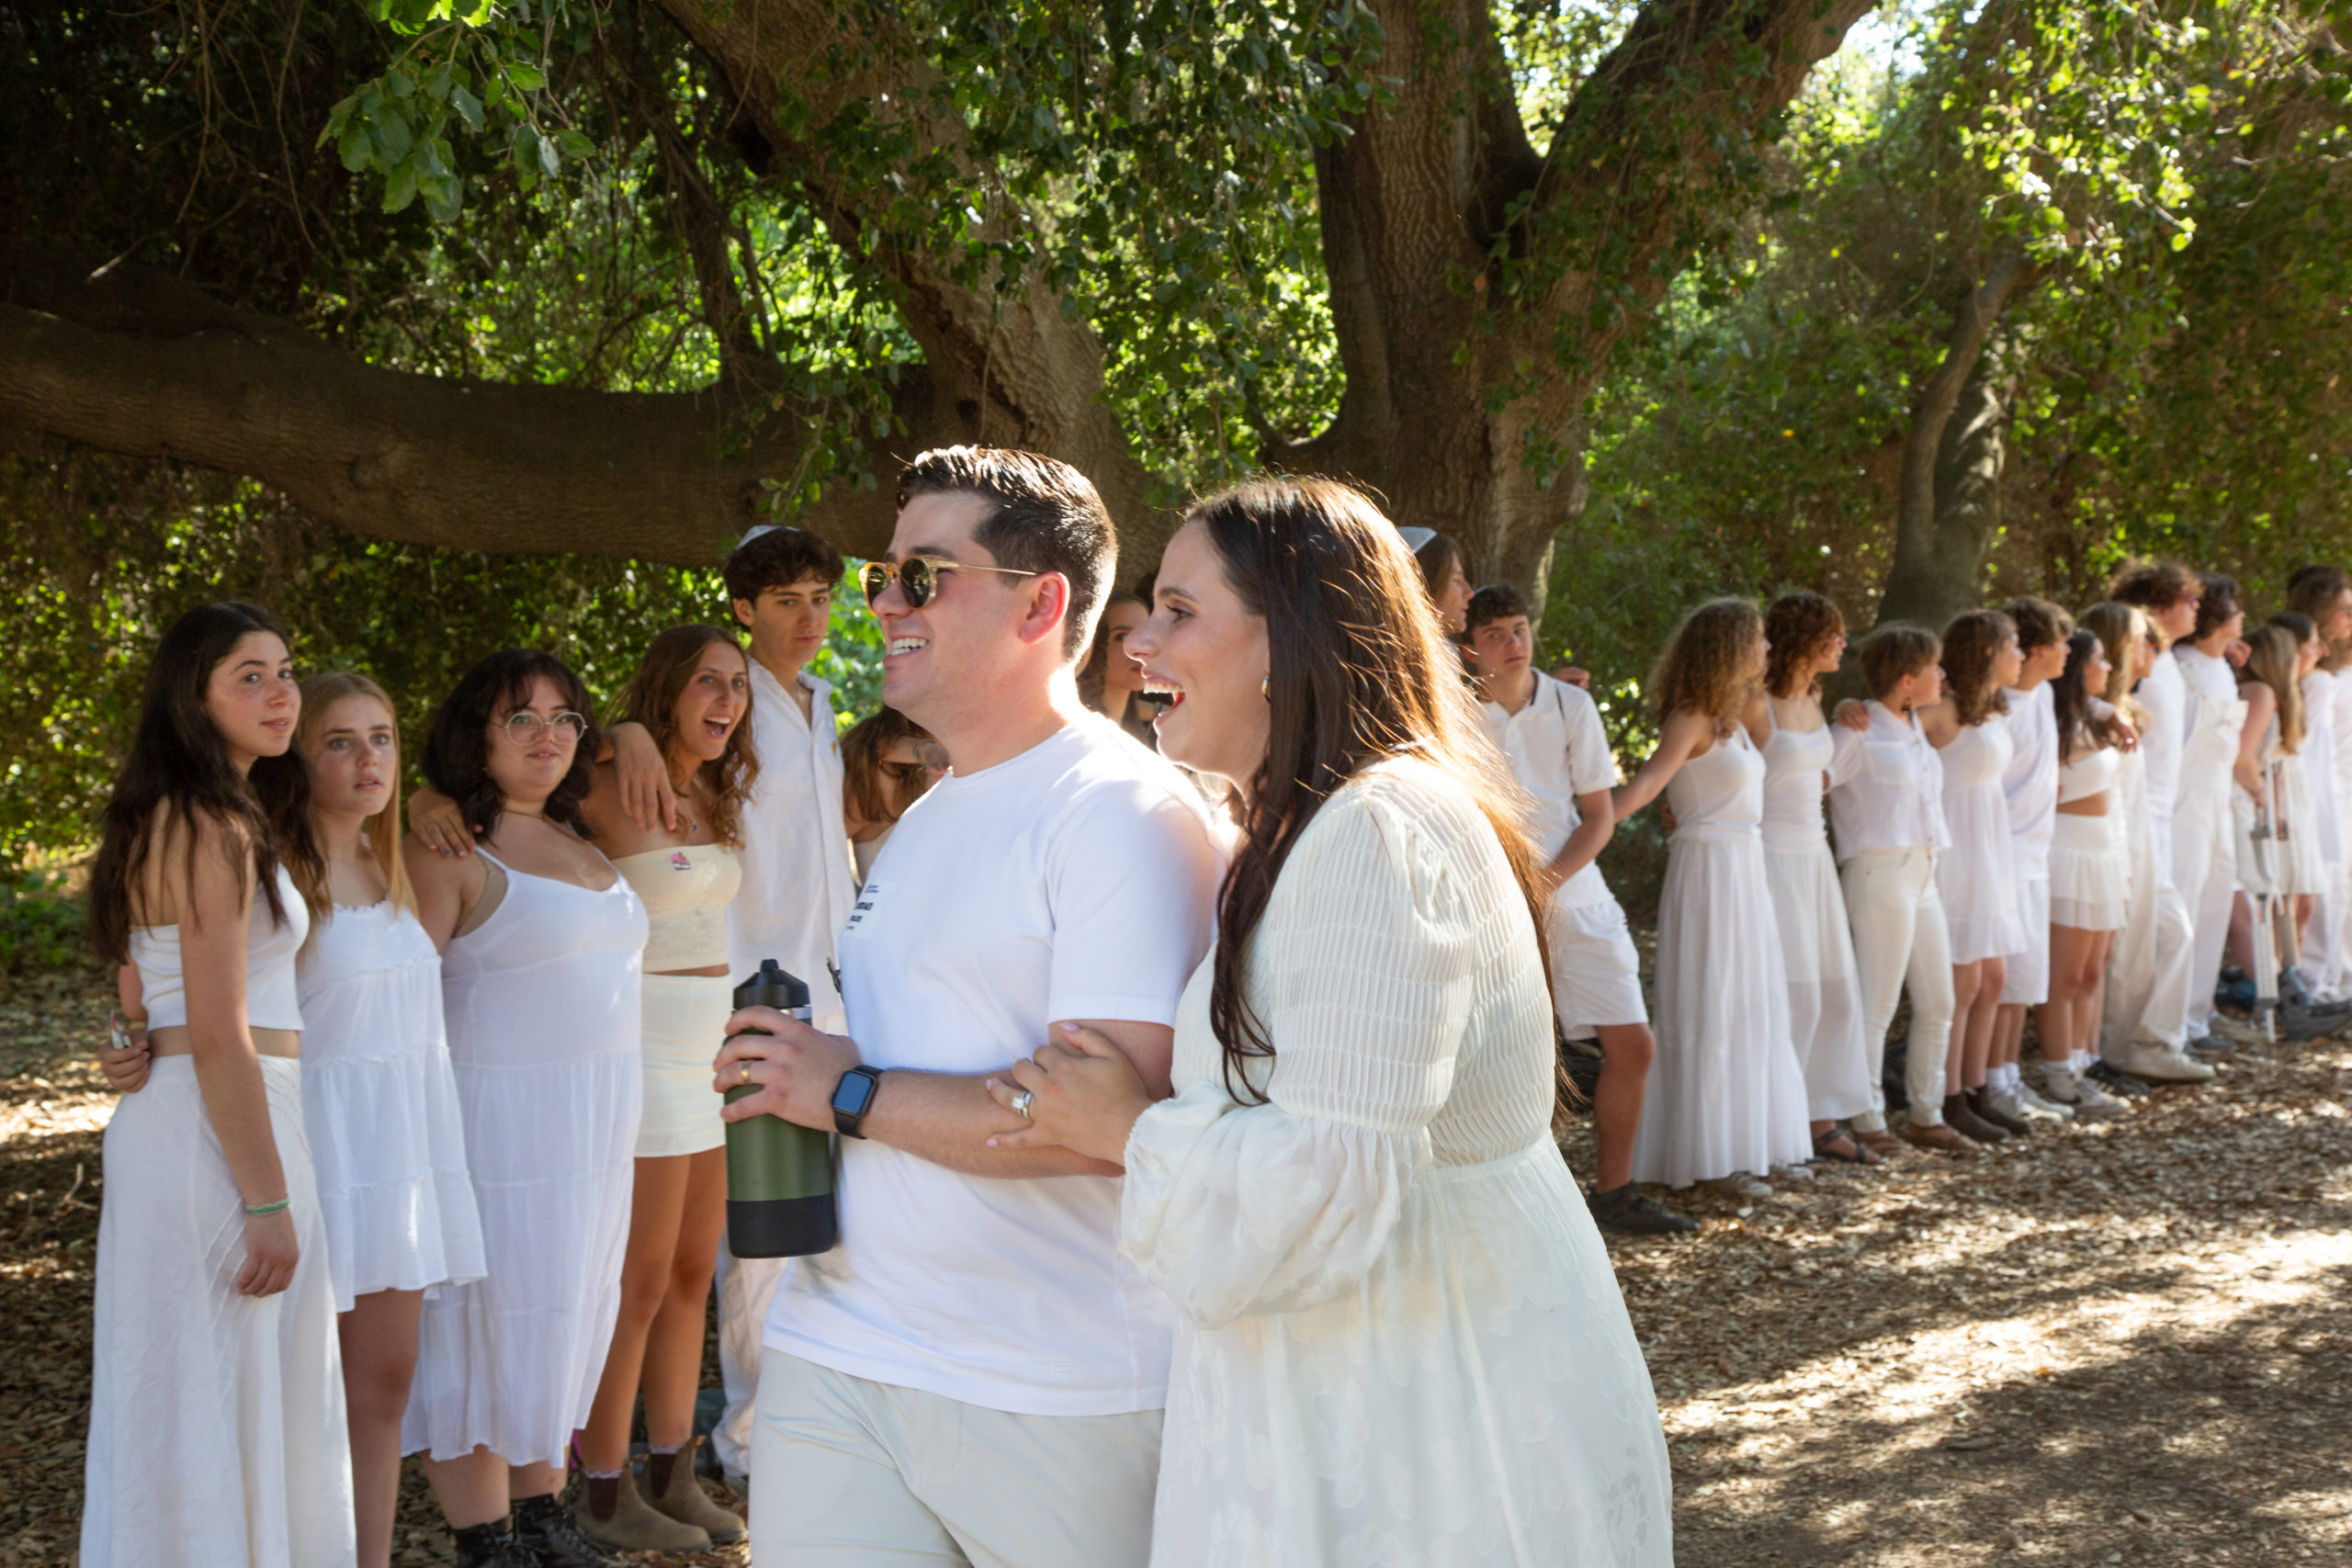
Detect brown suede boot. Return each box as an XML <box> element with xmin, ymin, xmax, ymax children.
<box><xmin>578</xmin><ymin>1466</ymin><xmax>710</xmax><ymax>1554</ymax></box>
<box><xmin>647</xmin><ymin>1438</ymin><xmax>746</xmax><ymax>1544</ymax></box>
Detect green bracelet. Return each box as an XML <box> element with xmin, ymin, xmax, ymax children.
<box><xmin>243</xmin><ymin>1197</ymin><xmax>289</xmax><ymax>1216</ymax></box>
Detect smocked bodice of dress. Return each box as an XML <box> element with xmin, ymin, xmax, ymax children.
<box><xmin>1667</xmin><ymin>723</ymin><xmax>1765</xmax><ymax>843</ymax></box>
<box><xmin>1760</xmin><ymin>720</ymin><xmax>1834</xmax><ymax>848</ymax></box>
<box><xmin>1940</xmin><ymin>716</ymin><xmax>2015</xmax><ymax>795</ymax></box>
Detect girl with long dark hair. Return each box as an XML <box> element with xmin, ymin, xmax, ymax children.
<box><xmin>1748</xmin><ymin>592</ymin><xmax>1877</xmax><ymax>1163</ymax></box>
<box><xmin>981</xmin><ymin>478</ymin><xmax>1669</xmax><ymax>1565</ymax></box>
<box><xmin>401</xmin><ymin>649</ymin><xmax>648</xmax><ymax>1568</ymax></box>
<box><xmin>2041</xmin><ymin>629</ymin><xmax>2131</xmax><ymax>1109</ymax></box>
<box><xmin>1615</xmin><ymin>597</ymin><xmax>1814</xmax><ymax>1192</ymax></box>
<box><xmin>81</xmin><ymin>603</ymin><xmax>355</xmax><ymax>1567</ymax></box>
<box><xmin>1076</xmin><ymin>587</ymin><xmax>1156</xmax><ymax>743</ymax></box>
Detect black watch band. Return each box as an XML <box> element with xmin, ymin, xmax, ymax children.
<box><xmin>831</xmin><ymin>1066</ymin><xmax>884</xmax><ymax>1139</ymax></box>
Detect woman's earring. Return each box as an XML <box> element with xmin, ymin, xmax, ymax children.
<box><xmin>1261</xmin><ymin>676</ymin><xmax>1270</xmax><ymax>701</ymax></box>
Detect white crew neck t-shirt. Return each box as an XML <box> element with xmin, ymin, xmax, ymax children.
<box><xmin>729</xmin><ymin>663</ymin><xmax>857</xmax><ymax>1033</ymax></box>
<box><xmin>1480</xmin><ymin>672</ymin><xmax>1619</xmax><ymax>909</ymax></box>
<box><xmin>763</xmin><ymin>714</ymin><xmax>1223</xmax><ymax>1416</ymax></box>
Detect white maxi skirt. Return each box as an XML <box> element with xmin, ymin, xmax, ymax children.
<box><xmin>1760</xmin><ymin>836</ymin><xmax>1874</xmax><ymax>1122</ymax></box>
<box><xmin>1634</xmin><ymin>832</ymin><xmax>1814</xmax><ymax>1186</ymax></box>
<box><xmin>81</xmin><ymin>1055</ymin><xmax>356</xmax><ymax>1568</ymax></box>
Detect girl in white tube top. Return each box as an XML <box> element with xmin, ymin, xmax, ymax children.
<box><xmin>571</xmin><ymin>626</ymin><xmax>757</xmax><ymax>1554</ymax></box>
<box><xmin>81</xmin><ymin>602</ymin><xmax>355</xmax><ymax>1568</ymax></box>
<box><xmin>2042</xmin><ymin>630</ymin><xmax>2131</xmax><ymax>1110</ymax></box>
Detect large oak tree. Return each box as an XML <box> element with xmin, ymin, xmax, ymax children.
<box><xmin>3</xmin><ymin>0</ymin><xmax>1875</xmax><ymax>588</ymax></box>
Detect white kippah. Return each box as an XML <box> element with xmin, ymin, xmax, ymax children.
<box><xmin>1396</xmin><ymin>526</ymin><xmax>1438</xmax><ymax>553</ymax></box>
<box><xmin>735</xmin><ymin>524</ymin><xmax>780</xmax><ymax>549</ymax></box>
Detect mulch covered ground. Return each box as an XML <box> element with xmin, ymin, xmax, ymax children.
<box><xmin>6</xmin><ymin>958</ymin><xmax>2346</xmax><ymax>1565</ymax></box>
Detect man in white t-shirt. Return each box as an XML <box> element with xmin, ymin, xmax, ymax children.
<box><xmin>1462</xmin><ymin>585</ymin><xmax>1692</xmax><ymax>1236</ymax></box>
<box><xmin>2100</xmin><ymin>562</ymin><xmax>2215</xmax><ymax>1084</ymax></box>
<box><xmin>715</xmin><ymin>447</ymin><xmax>1222</xmax><ymax>1568</ymax></box>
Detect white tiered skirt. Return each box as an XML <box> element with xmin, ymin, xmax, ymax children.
<box><xmin>1635</xmin><ymin>832</ymin><xmax>1815</xmax><ymax>1186</ymax></box>
<box><xmin>402</xmin><ymin>1043</ymin><xmax>639</xmax><ymax>1467</ymax></box>
<box><xmin>2050</xmin><ymin>811</ymin><xmax>2130</xmax><ymax>931</ymax></box>
<box><xmin>82</xmin><ymin>1056</ymin><xmax>356</xmax><ymax>1568</ymax></box>
<box><xmin>1761</xmin><ymin>835</ymin><xmax>1874</xmax><ymax>1122</ymax></box>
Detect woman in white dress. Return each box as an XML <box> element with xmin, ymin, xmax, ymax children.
<box><xmin>82</xmin><ymin>603</ymin><xmax>356</xmax><ymax>1567</ymax></box>
<box><xmin>979</xmin><ymin>477</ymin><xmax>1670</xmax><ymax>1567</ymax></box>
<box><xmin>1921</xmin><ymin>610</ymin><xmax>2031</xmax><ymax>1142</ymax></box>
<box><xmin>1615</xmin><ymin>598</ymin><xmax>1814</xmax><ymax>1195</ymax></box>
<box><xmin>404</xmin><ymin>649</ymin><xmax>647</xmax><ymax>1568</ymax></box>
<box><xmin>2233</xmin><ymin>617</ymin><xmax>2330</xmax><ymax>977</ymax></box>
<box><xmin>1748</xmin><ymin>592</ymin><xmax>1879</xmax><ymax>1165</ymax></box>
<box><xmin>2041</xmin><ymin>631</ymin><xmax>2132</xmax><ymax>1108</ymax></box>
<box><xmin>100</xmin><ymin>671</ymin><xmax>489</xmax><ymax>1568</ymax></box>
<box><xmin>2286</xmin><ymin>570</ymin><xmax>2352</xmax><ymax>993</ymax></box>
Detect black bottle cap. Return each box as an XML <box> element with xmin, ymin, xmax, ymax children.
<box><xmin>734</xmin><ymin>958</ymin><xmax>811</xmax><ymax>1012</ymax></box>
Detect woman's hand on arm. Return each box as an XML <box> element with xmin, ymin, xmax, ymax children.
<box><xmin>984</xmin><ymin>1023</ymin><xmax>1158</xmax><ymax>1167</ymax></box>
<box><xmin>605</xmin><ymin>722</ymin><xmax>679</xmax><ymax>834</ymax></box>
<box><xmin>407</xmin><ymin>784</ymin><xmax>475</xmax><ymax>858</ymax></box>
<box><xmin>178</xmin><ymin>817</ymin><xmax>297</xmax><ymax>1297</ymax></box>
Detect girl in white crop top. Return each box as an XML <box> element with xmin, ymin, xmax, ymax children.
<box><xmin>81</xmin><ymin>603</ymin><xmax>356</xmax><ymax>1568</ymax></box>
<box><xmin>2044</xmin><ymin>630</ymin><xmax>2132</xmax><ymax>1097</ymax></box>
<box><xmin>570</xmin><ymin>626</ymin><xmax>756</xmax><ymax>1551</ymax></box>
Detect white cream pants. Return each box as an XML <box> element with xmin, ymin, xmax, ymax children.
<box><xmin>1839</xmin><ymin>847</ymin><xmax>1956</xmax><ymax>1131</ymax></box>
<box><xmin>2102</xmin><ymin>809</ymin><xmax>2195</xmax><ymax>1059</ymax></box>
<box><xmin>2172</xmin><ymin>760</ymin><xmax>2240</xmax><ymax>1039</ymax></box>
<box><xmin>749</xmin><ymin>1350</ymin><xmax>1159</xmax><ymax>1567</ymax></box>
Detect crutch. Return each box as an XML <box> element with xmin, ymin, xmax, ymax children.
<box><xmin>2268</xmin><ymin>757</ymin><xmax>2304</xmax><ymax>1002</ymax></box>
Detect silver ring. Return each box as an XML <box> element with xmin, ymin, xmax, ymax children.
<box><xmin>1012</xmin><ymin>1089</ymin><xmax>1034</xmax><ymax>1120</ymax></box>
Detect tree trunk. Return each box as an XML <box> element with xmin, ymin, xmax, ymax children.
<box><xmin>1274</xmin><ymin>0</ymin><xmax>1877</xmax><ymax>613</ymax></box>
<box><xmin>1874</xmin><ymin>251</ymin><xmax>2038</xmax><ymax>629</ymax></box>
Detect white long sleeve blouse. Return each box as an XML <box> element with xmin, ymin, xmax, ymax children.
<box><xmin>1118</xmin><ymin>758</ymin><xmax>1671</xmax><ymax>1566</ymax></box>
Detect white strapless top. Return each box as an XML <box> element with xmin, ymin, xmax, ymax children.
<box><xmin>2057</xmin><ymin>744</ymin><xmax>2120</xmax><ymax>805</ymax></box>
<box><xmin>130</xmin><ymin>863</ymin><xmax>309</xmax><ymax>1032</ymax></box>
<box><xmin>612</xmin><ymin>844</ymin><xmax>741</xmax><ymax>972</ymax></box>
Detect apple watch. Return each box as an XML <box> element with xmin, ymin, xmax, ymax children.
<box><xmin>831</xmin><ymin>1066</ymin><xmax>884</xmax><ymax>1139</ymax></box>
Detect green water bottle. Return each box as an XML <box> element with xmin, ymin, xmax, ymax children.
<box><xmin>723</xmin><ymin>960</ymin><xmax>839</xmax><ymax>1257</ymax></box>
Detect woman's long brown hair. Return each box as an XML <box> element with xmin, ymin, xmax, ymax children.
<box><xmin>608</xmin><ymin>626</ymin><xmax>760</xmax><ymax>848</ymax></box>
<box><xmin>1190</xmin><ymin>478</ymin><xmax>1554</xmax><ymax>1108</ymax></box>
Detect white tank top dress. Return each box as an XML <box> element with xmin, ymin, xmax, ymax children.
<box><xmin>299</xmin><ymin>898</ymin><xmax>488</xmax><ymax>1312</ymax></box>
<box><xmin>402</xmin><ymin>848</ymin><xmax>648</xmax><ymax>1469</ymax></box>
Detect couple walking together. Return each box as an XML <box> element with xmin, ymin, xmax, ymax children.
<box><xmin>716</xmin><ymin>450</ymin><xmax>1670</xmax><ymax>1565</ymax></box>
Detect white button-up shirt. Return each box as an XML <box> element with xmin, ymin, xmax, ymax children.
<box><xmin>1480</xmin><ymin>672</ymin><xmax>1620</xmax><ymax>909</ymax></box>
<box><xmin>728</xmin><ymin>662</ymin><xmax>857</xmax><ymax>1032</ymax></box>
<box><xmin>1826</xmin><ymin>701</ymin><xmax>1951</xmax><ymax>861</ymax></box>
<box><xmin>2136</xmin><ymin>650</ymin><xmax>2188</xmax><ymax>825</ymax></box>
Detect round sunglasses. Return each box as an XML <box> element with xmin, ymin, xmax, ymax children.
<box><xmin>859</xmin><ymin>557</ymin><xmax>1038</xmax><ymax>609</ymax></box>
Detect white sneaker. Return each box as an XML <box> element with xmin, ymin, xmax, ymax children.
<box><xmin>2120</xmin><ymin>1043</ymin><xmax>2218</xmax><ymax>1084</ymax></box>
<box><xmin>1708</xmin><ymin>1174</ymin><xmax>1773</xmax><ymax>1199</ymax></box>
<box><xmin>1770</xmin><ymin>1163</ymin><xmax>1816</xmax><ymax>1182</ymax></box>
<box><xmin>2042</xmin><ymin>1067</ymin><xmax>2128</xmax><ymax>1122</ymax></box>
<box><xmin>2007</xmin><ymin>1081</ymin><xmax>2074</xmax><ymax>1122</ymax></box>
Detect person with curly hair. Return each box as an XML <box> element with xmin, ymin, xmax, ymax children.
<box><xmin>1614</xmin><ymin>598</ymin><xmax>1814</xmax><ymax>1192</ymax></box>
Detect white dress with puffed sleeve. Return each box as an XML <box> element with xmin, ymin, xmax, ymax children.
<box><xmin>1120</xmin><ymin>760</ymin><xmax>1671</xmax><ymax>1568</ymax></box>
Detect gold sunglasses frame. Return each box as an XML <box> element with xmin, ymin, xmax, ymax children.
<box><xmin>859</xmin><ymin>557</ymin><xmax>1040</xmax><ymax>609</ymax></box>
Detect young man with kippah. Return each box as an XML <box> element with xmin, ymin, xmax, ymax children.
<box><xmin>1462</xmin><ymin>583</ymin><xmax>1694</xmax><ymax>1235</ymax></box>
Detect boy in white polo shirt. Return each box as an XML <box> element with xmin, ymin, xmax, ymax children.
<box><xmin>715</xmin><ymin>447</ymin><xmax>1223</xmax><ymax>1568</ymax></box>
<box><xmin>1463</xmin><ymin>584</ymin><xmax>1693</xmax><ymax>1235</ymax></box>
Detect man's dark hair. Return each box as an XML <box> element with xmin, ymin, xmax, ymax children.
<box><xmin>897</xmin><ymin>446</ymin><xmax>1114</xmax><ymax>659</ymax></box>
<box><xmin>2110</xmin><ymin>559</ymin><xmax>2199</xmax><ymax>611</ymax></box>
<box><xmin>2191</xmin><ymin>572</ymin><xmax>2242</xmax><ymax>643</ymax></box>
<box><xmin>724</xmin><ymin>525</ymin><xmax>845</xmax><ymax>611</ymax></box>
<box><xmin>2000</xmin><ymin>596</ymin><xmax>2074</xmax><ymax>653</ymax></box>
<box><xmin>1464</xmin><ymin>582</ymin><xmax>1531</xmax><ymax>636</ymax></box>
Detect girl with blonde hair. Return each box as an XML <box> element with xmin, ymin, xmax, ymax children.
<box><xmin>1615</xmin><ymin>598</ymin><xmax>1813</xmax><ymax>1192</ymax></box>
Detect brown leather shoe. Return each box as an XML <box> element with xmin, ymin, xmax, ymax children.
<box><xmin>1902</xmin><ymin>1120</ymin><xmax>1982</xmax><ymax>1156</ymax></box>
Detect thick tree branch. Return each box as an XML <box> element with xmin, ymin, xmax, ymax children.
<box><xmin>0</xmin><ymin>241</ymin><xmax>943</xmax><ymax>563</ymax></box>
<box><xmin>645</xmin><ymin>0</ymin><xmax>1168</xmax><ymax>562</ymax></box>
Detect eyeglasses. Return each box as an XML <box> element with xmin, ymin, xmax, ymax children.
<box><xmin>859</xmin><ymin>557</ymin><xmax>1038</xmax><ymax>610</ymax></box>
<box><xmin>503</xmin><ymin>710</ymin><xmax>588</xmax><ymax>744</ymax></box>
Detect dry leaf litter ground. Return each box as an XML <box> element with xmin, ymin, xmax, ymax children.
<box><xmin>6</xmin><ymin>957</ymin><xmax>2348</xmax><ymax>1566</ymax></box>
